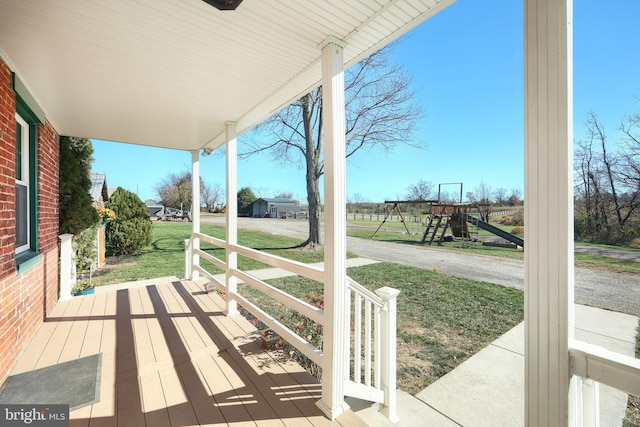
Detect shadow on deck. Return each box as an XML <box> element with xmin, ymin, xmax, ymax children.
<box><xmin>7</xmin><ymin>280</ymin><xmax>365</xmax><ymax>426</ymax></box>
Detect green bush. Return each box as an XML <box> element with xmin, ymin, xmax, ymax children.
<box><xmin>59</xmin><ymin>136</ymin><xmax>99</xmax><ymax>235</ymax></box>
<box><xmin>73</xmin><ymin>224</ymin><xmax>98</xmax><ymax>274</ymax></box>
<box><xmin>106</xmin><ymin>187</ymin><xmax>152</xmax><ymax>255</ymax></box>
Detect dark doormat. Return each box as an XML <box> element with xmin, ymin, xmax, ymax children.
<box><xmin>0</xmin><ymin>354</ymin><xmax>101</xmax><ymax>411</ymax></box>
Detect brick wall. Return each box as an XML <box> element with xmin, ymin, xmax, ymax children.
<box><xmin>0</xmin><ymin>60</ymin><xmax>16</xmax><ymax>278</ymax></box>
<box><xmin>0</xmin><ymin>58</ymin><xmax>60</xmax><ymax>385</ymax></box>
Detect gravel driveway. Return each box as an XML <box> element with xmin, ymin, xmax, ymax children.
<box><xmin>201</xmin><ymin>216</ymin><xmax>640</xmax><ymax>316</ymax></box>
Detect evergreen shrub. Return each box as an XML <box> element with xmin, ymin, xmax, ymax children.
<box><xmin>73</xmin><ymin>224</ymin><xmax>98</xmax><ymax>274</ymax></box>
<box><xmin>106</xmin><ymin>187</ymin><xmax>152</xmax><ymax>255</ymax></box>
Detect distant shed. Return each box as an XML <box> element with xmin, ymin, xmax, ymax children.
<box><xmin>251</xmin><ymin>198</ymin><xmax>298</xmax><ymax>218</ymax></box>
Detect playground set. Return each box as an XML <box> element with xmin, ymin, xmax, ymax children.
<box><xmin>371</xmin><ymin>183</ymin><xmax>524</xmax><ymax>249</ymax></box>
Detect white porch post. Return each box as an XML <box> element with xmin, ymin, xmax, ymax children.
<box><xmin>190</xmin><ymin>150</ymin><xmax>201</xmax><ymax>280</ymax></box>
<box><xmin>58</xmin><ymin>233</ymin><xmax>74</xmax><ymax>300</ymax></box>
<box><xmin>225</xmin><ymin>122</ymin><xmax>239</xmax><ymax>317</ymax></box>
<box><xmin>377</xmin><ymin>286</ymin><xmax>400</xmax><ymax>424</ymax></box>
<box><xmin>316</xmin><ymin>37</ymin><xmax>350</xmax><ymax>420</ymax></box>
<box><xmin>524</xmin><ymin>0</ymin><xmax>575</xmax><ymax>426</ymax></box>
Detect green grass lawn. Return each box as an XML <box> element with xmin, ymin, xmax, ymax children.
<box><xmin>92</xmin><ymin>222</ymin><xmax>326</xmax><ymax>287</ymax></box>
<box><xmin>237</xmin><ymin>262</ymin><xmax>524</xmax><ymax>395</ymax></box>
<box><xmin>348</xmin><ymin>262</ymin><xmax>524</xmax><ymax>394</ymax></box>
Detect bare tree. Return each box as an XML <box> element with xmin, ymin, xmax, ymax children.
<box><xmin>156</xmin><ymin>169</ymin><xmax>221</xmax><ymax>212</ymax></box>
<box><xmin>587</xmin><ymin>111</ymin><xmax>623</xmax><ymax>228</ymax></box>
<box><xmin>348</xmin><ymin>192</ymin><xmax>368</xmax><ymax>212</ymax></box>
<box><xmin>471</xmin><ymin>182</ymin><xmax>492</xmax><ymax>222</ymax></box>
<box><xmin>242</xmin><ymin>43</ymin><xmax>422</xmax><ymax>246</ymax></box>
<box><xmin>493</xmin><ymin>188</ymin><xmax>508</xmax><ymax>205</ymax></box>
<box><xmin>156</xmin><ymin>170</ymin><xmax>192</xmax><ymax>209</ymax></box>
<box><xmin>508</xmin><ymin>188</ymin><xmax>522</xmax><ymax>206</ymax></box>
<box><xmin>574</xmin><ymin>132</ymin><xmax>608</xmax><ymax>234</ymax></box>
<box><xmin>405</xmin><ymin>180</ymin><xmax>435</xmax><ymax>201</ymax></box>
<box><xmin>618</xmin><ymin>113</ymin><xmax>640</xmax><ymax>224</ymax></box>
<box><xmin>574</xmin><ymin>110</ymin><xmax>640</xmax><ymax>242</ymax></box>
<box><xmin>274</xmin><ymin>192</ymin><xmax>294</xmax><ymax>200</ymax></box>
<box><xmin>201</xmin><ymin>182</ymin><xmax>223</xmax><ymax>212</ymax></box>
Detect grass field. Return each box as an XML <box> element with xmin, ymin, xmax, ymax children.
<box><xmin>92</xmin><ymin>222</ymin><xmax>326</xmax><ymax>287</ymax></box>
<box><xmin>238</xmin><ymin>262</ymin><xmax>524</xmax><ymax>394</ymax></box>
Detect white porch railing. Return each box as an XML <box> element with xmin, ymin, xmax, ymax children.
<box><xmin>185</xmin><ymin>232</ymin><xmax>399</xmax><ymax>423</ymax></box>
<box><xmin>570</xmin><ymin>340</ymin><xmax>640</xmax><ymax>426</ymax></box>
<box><xmin>345</xmin><ymin>276</ymin><xmax>400</xmax><ymax>423</ymax></box>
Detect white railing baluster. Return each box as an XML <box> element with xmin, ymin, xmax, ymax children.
<box><xmin>577</xmin><ymin>377</ymin><xmax>599</xmax><ymax>427</ymax></box>
<box><xmin>354</xmin><ymin>294</ymin><xmax>362</xmax><ymax>384</ymax></box>
<box><xmin>374</xmin><ymin>303</ymin><xmax>381</xmax><ymax>389</ymax></box>
<box><xmin>184</xmin><ymin>238</ymin><xmax>192</xmax><ymax>279</ymax></box>
<box><xmin>365</xmin><ymin>300</ymin><xmax>372</xmax><ymax>386</ymax></box>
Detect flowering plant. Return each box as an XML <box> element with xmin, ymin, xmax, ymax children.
<box><xmin>96</xmin><ymin>207</ymin><xmax>116</xmax><ymax>221</ymax></box>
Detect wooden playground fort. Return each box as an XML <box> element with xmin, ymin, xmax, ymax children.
<box><xmin>371</xmin><ymin>183</ymin><xmax>524</xmax><ymax>248</ymax></box>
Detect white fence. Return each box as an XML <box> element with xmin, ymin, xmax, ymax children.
<box><xmin>185</xmin><ymin>232</ymin><xmax>400</xmax><ymax>422</ymax></box>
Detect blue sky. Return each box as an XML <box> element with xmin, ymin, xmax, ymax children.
<box><xmin>91</xmin><ymin>0</ymin><xmax>640</xmax><ymax>205</ymax></box>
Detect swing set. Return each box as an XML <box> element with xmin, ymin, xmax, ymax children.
<box><xmin>370</xmin><ymin>199</ymin><xmax>437</xmax><ymax>238</ymax></box>
<box><xmin>371</xmin><ymin>183</ymin><xmax>477</xmax><ymax>245</ymax></box>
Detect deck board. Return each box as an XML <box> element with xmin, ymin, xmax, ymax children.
<box><xmin>4</xmin><ymin>280</ymin><xmax>368</xmax><ymax>427</ymax></box>
<box><xmin>140</xmin><ymin>371</ymin><xmax>171</xmax><ymax>427</ymax></box>
<box><xmin>194</xmin><ymin>354</ymin><xmax>257</xmax><ymax>427</ymax></box>
<box><xmin>80</xmin><ymin>292</ymin><xmax>107</xmax><ymax>358</ymax></box>
<box><xmin>177</xmin><ymin>282</ymin><xmax>312</xmax><ymax>426</ymax></box>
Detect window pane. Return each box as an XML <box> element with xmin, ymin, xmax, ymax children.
<box><xmin>16</xmin><ymin>182</ymin><xmax>28</xmax><ymax>249</ymax></box>
<box><xmin>15</xmin><ymin>121</ymin><xmax>22</xmax><ymax>180</ymax></box>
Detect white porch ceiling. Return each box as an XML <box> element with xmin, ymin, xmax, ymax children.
<box><xmin>0</xmin><ymin>0</ymin><xmax>454</xmax><ymax>151</ymax></box>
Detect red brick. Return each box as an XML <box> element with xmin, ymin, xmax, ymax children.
<box><xmin>0</xmin><ymin>58</ymin><xmax>61</xmax><ymax>385</ymax></box>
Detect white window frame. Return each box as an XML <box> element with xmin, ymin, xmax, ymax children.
<box><xmin>15</xmin><ymin>113</ymin><xmax>30</xmax><ymax>254</ymax></box>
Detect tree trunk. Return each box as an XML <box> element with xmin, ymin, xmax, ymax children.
<box><xmin>306</xmin><ymin>160</ymin><xmax>322</xmax><ymax>245</ymax></box>
<box><xmin>601</xmin><ymin>140</ymin><xmax>623</xmax><ymax>228</ymax></box>
<box><xmin>301</xmin><ymin>93</ymin><xmax>322</xmax><ymax>246</ymax></box>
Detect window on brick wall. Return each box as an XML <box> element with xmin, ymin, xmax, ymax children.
<box><xmin>15</xmin><ymin>113</ymin><xmax>30</xmax><ymax>254</ymax></box>
<box><xmin>12</xmin><ymin>73</ymin><xmax>43</xmax><ymax>270</ymax></box>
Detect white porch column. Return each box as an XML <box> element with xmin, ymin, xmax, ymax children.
<box><xmin>190</xmin><ymin>150</ymin><xmax>201</xmax><ymax>279</ymax></box>
<box><xmin>524</xmin><ymin>0</ymin><xmax>575</xmax><ymax>426</ymax></box>
<box><xmin>317</xmin><ymin>37</ymin><xmax>350</xmax><ymax>420</ymax></box>
<box><xmin>225</xmin><ymin>122</ymin><xmax>239</xmax><ymax>316</ymax></box>
<box><xmin>58</xmin><ymin>233</ymin><xmax>74</xmax><ymax>300</ymax></box>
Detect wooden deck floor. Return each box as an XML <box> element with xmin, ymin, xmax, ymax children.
<box><xmin>10</xmin><ymin>280</ymin><xmax>366</xmax><ymax>426</ymax></box>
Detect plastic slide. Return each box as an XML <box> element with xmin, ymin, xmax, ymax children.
<box><xmin>460</xmin><ymin>212</ymin><xmax>524</xmax><ymax>248</ymax></box>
